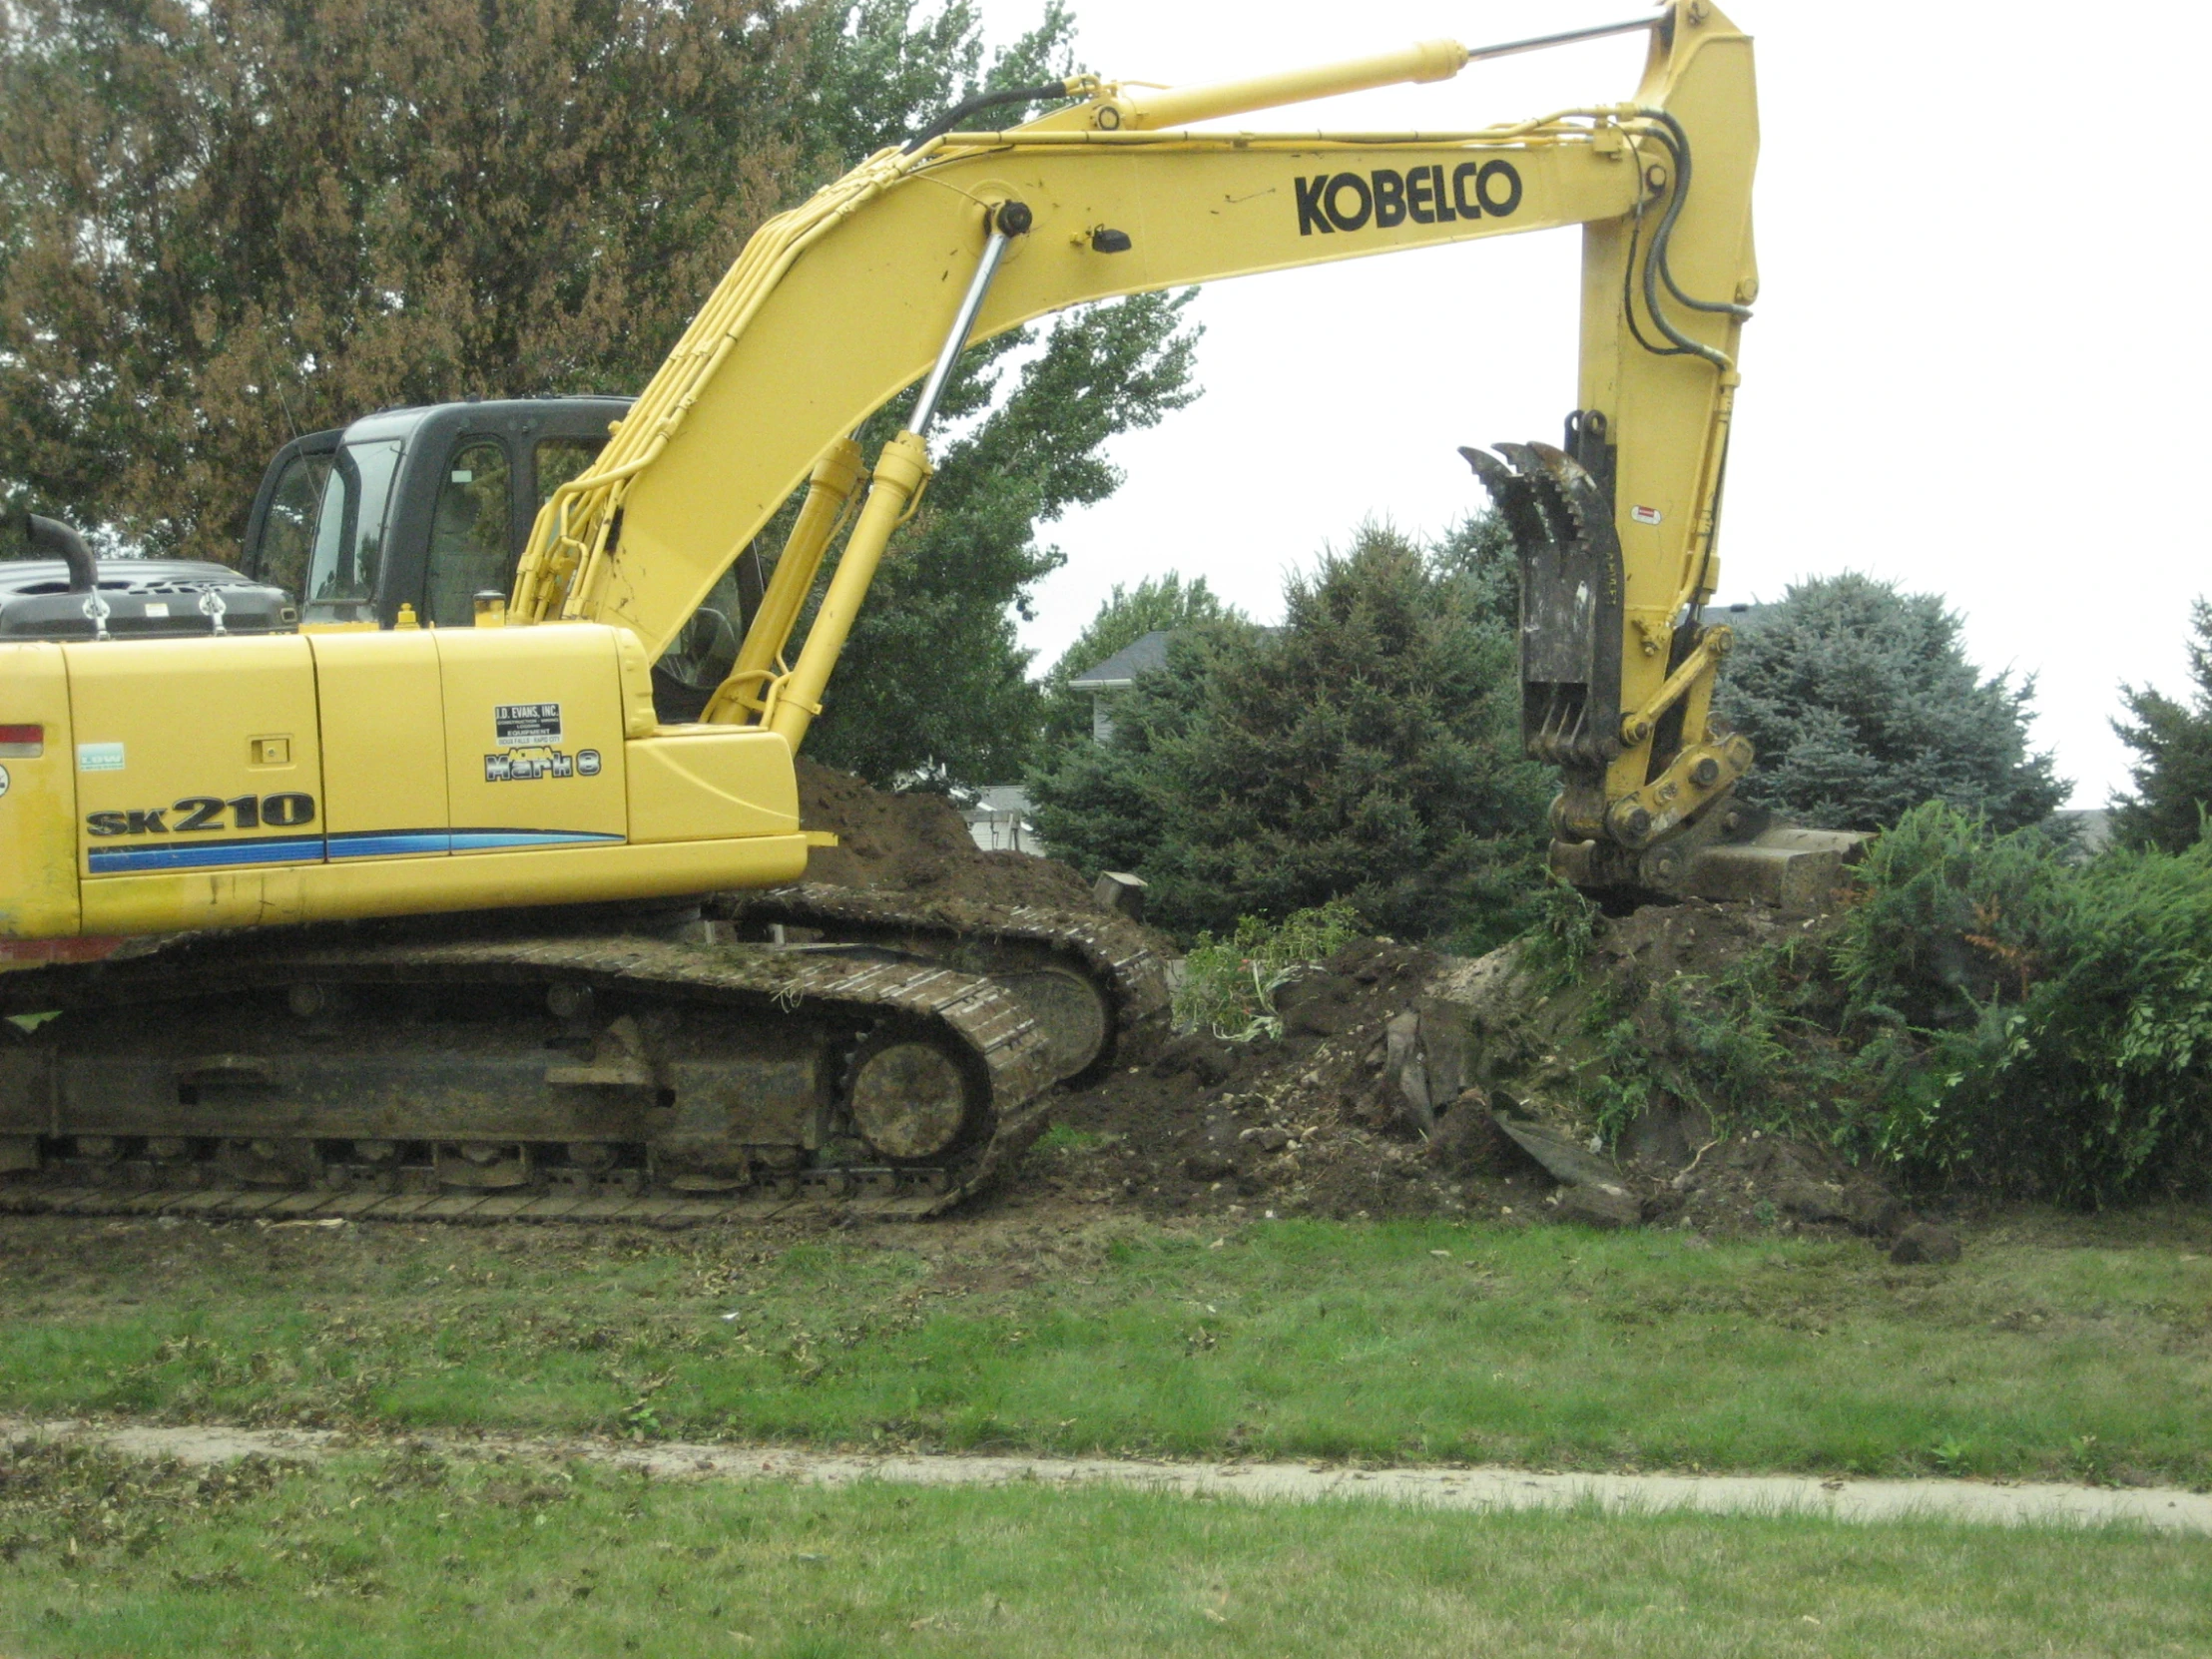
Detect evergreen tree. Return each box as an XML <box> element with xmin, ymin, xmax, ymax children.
<box><xmin>1030</xmin><ymin>523</ymin><xmax>1550</xmax><ymax>944</ymax></box>
<box><xmin>2111</xmin><ymin>599</ymin><xmax>2212</xmax><ymax>852</ymax></box>
<box><xmin>1716</xmin><ymin>573</ymin><xmax>2066</xmax><ymax>833</ymax></box>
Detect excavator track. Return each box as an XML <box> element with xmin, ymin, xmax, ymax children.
<box><xmin>0</xmin><ymin>921</ymin><xmax>1086</xmax><ymax>1226</ymax></box>
<box><xmin>720</xmin><ymin>883</ymin><xmax>1172</xmax><ymax>1078</ymax></box>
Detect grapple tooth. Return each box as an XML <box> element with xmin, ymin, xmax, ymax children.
<box><xmin>1525</xmin><ymin>440</ymin><xmax>1611</xmax><ymax>542</ymax></box>
<box><xmin>1492</xmin><ymin>440</ymin><xmax>1546</xmax><ymax>476</ymax></box>
<box><xmin>1456</xmin><ymin>444</ymin><xmax>1516</xmax><ymax>500</ymax></box>
<box><xmin>1496</xmin><ymin>442</ymin><xmax>1575</xmax><ymax>544</ymax></box>
<box><xmin>1459</xmin><ymin>443</ymin><xmax>1551</xmax><ymax>561</ymax></box>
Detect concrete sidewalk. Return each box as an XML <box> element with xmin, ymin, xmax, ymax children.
<box><xmin>11</xmin><ymin>1418</ymin><xmax>2210</xmax><ymax>1534</ymax></box>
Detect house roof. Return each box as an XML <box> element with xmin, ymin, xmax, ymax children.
<box><xmin>1069</xmin><ymin>629</ymin><xmax>1173</xmax><ymax>691</ymax></box>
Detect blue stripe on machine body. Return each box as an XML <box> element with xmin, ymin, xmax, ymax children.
<box><xmin>86</xmin><ymin>834</ymin><xmax>327</xmax><ymax>874</ymax></box>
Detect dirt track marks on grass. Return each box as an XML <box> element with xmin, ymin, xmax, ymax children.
<box><xmin>10</xmin><ymin>1418</ymin><xmax>2209</xmax><ymax>1534</ymax></box>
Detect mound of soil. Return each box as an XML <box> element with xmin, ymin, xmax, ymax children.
<box><xmin>787</xmin><ymin>762</ymin><xmax>1915</xmax><ymax>1240</ymax></box>
<box><xmin>1025</xmin><ymin>900</ymin><xmax>1917</xmax><ymax>1241</ymax></box>
<box><xmin>796</xmin><ymin>758</ymin><xmax>1099</xmax><ymax>912</ymax></box>
<box><xmin>1036</xmin><ymin>938</ymin><xmax>1535</xmax><ymax>1224</ymax></box>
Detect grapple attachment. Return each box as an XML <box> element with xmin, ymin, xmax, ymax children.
<box><xmin>1462</xmin><ymin>433</ymin><xmax>1865</xmax><ymax>915</ymax></box>
<box><xmin>1457</xmin><ymin>440</ymin><xmax>1623</xmax><ymax>776</ymax></box>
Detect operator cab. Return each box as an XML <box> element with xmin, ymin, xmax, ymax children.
<box><xmin>242</xmin><ymin>396</ymin><xmax>632</xmax><ymax>631</ymax></box>
<box><xmin>241</xmin><ymin>395</ymin><xmax>756</xmax><ymax>720</ymax></box>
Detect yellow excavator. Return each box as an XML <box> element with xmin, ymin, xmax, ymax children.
<box><xmin>0</xmin><ymin>2</ymin><xmax>1846</xmax><ymax>1219</ymax></box>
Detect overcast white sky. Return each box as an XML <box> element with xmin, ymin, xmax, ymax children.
<box><xmin>973</xmin><ymin>0</ymin><xmax>2209</xmax><ymax>809</ymax></box>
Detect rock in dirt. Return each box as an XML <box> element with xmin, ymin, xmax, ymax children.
<box><xmin>1552</xmin><ymin>1185</ymin><xmax>1645</xmax><ymax>1230</ymax></box>
<box><xmin>1092</xmin><ymin>871</ymin><xmax>1149</xmax><ymax>921</ymax></box>
<box><xmin>1775</xmin><ymin>1178</ymin><xmax>1853</xmax><ymax>1226</ymax></box>
<box><xmin>1385</xmin><ymin>1010</ymin><xmax>1434</xmax><ymax>1132</ymax></box>
<box><xmin>1890</xmin><ymin>1223</ymin><xmax>1961</xmax><ymax>1265</ymax></box>
<box><xmin>1182</xmin><ymin>1152</ymin><xmax>1239</xmax><ymax>1183</ymax></box>
<box><xmin>1491</xmin><ymin>1115</ymin><xmax>1628</xmax><ymax>1195</ymax></box>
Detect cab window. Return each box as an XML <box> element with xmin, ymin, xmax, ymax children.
<box><xmin>253</xmin><ymin>449</ymin><xmax>331</xmax><ymax>597</ymax></box>
<box><xmin>535</xmin><ymin>436</ymin><xmax>602</xmax><ymax>510</ymax></box>
<box><xmin>424</xmin><ymin>439</ymin><xmax>513</xmax><ymax>628</ymax></box>
<box><xmin>303</xmin><ymin>437</ymin><xmax>404</xmax><ymax>625</ymax></box>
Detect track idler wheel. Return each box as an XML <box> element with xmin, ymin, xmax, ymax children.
<box><xmin>846</xmin><ymin>1035</ymin><xmax>980</xmax><ymax>1162</ymax></box>
<box><xmin>990</xmin><ymin>967</ymin><xmax>1112</xmax><ymax>1081</ymax></box>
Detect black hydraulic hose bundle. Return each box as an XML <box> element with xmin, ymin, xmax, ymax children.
<box><xmin>1620</xmin><ymin>108</ymin><xmax>1751</xmax><ymax>368</ymax></box>
<box><xmin>903</xmin><ymin>80</ymin><xmax>1077</xmax><ymax>153</ymax></box>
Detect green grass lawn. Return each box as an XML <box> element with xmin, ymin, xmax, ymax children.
<box><xmin>1</xmin><ymin>1208</ymin><xmax>2205</xmax><ymax>1484</ymax></box>
<box><xmin>1</xmin><ymin>1444</ymin><xmax>2208</xmax><ymax>1659</ymax></box>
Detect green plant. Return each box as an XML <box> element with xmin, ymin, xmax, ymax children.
<box><xmin>1517</xmin><ymin>880</ymin><xmax>1599</xmax><ymax>991</ymax></box>
<box><xmin>1839</xmin><ymin>804</ymin><xmax>2212</xmax><ymax>1204</ymax></box>
<box><xmin>1173</xmin><ymin>899</ymin><xmax>1365</xmax><ymax>1040</ymax></box>
<box><xmin>1030</xmin><ymin>521</ymin><xmax>1551</xmax><ymax>944</ymax></box>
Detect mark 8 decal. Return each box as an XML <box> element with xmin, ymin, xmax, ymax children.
<box><xmin>87</xmin><ymin>793</ymin><xmax>316</xmax><ymax>837</ymax></box>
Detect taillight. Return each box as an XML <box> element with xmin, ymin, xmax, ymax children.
<box><xmin>0</xmin><ymin>724</ymin><xmax>44</xmax><ymax>758</ymax></box>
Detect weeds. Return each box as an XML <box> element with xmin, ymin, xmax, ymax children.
<box><xmin>1173</xmin><ymin>899</ymin><xmax>1365</xmax><ymax>1040</ymax></box>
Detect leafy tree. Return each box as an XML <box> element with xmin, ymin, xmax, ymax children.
<box><xmin>1030</xmin><ymin>523</ymin><xmax>1551</xmax><ymax>944</ymax></box>
<box><xmin>1715</xmin><ymin>573</ymin><xmax>2066</xmax><ymax>833</ymax></box>
<box><xmin>1032</xmin><ymin>572</ymin><xmax>1239</xmax><ymax>753</ymax></box>
<box><xmin>2110</xmin><ymin>599</ymin><xmax>2212</xmax><ymax>853</ymax></box>
<box><xmin>0</xmin><ymin>0</ymin><xmax>813</xmax><ymax>553</ymax></box>
<box><xmin>0</xmin><ymin>0</ymin><xmax>1203</xmax><ymax>787</ymax></box>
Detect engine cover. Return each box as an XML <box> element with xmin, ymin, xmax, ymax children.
<box><xmin>0</xmin><ymin>559</ymin><xmax>296</xmax><ymax>641</ymax></box>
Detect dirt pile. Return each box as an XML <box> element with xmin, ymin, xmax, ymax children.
<box><xmin>1030</xmin><ymin>899</ymin><xmax>1917</xmax><ymax>1240</ymax></box>
<box><xmin>1038</xmin><ymin>938</ymin><xmax>1531</xmax><ymax>1223</ymax></box>
<box><xmin>796</xmin><ymin>758</ymin><xmax>1098</xmax><ymax>912</ymax></box>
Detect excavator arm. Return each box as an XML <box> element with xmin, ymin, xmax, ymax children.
<box><xmin>512</xmin><ymin>0</ymin><xmax>1808</xmax><ymax>901</ymax></box>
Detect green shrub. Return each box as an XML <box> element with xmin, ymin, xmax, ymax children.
<box><xmin>1848</xmin><ymin>811</ymin><xmax>2212</xmax><ymax>1203</ymax></box>
<box><xmin>1558</xmin><ymin>802</ymin><xmax>2212</xmax><ymax>1206</ymax></box>
<box><xmin>1173</xmin><ymin>900</ymin><xmax>1365</xmax><ymax>1041</ymax></box>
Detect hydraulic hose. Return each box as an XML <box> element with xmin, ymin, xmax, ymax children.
<box><xmin>904</xmin><ymin>80</ymin><xmax>1075</xmax><ymax>153</ymax></box>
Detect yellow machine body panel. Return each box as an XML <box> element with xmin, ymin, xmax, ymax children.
<box><xmin>626</xmin><ymin>728</ymin><xmax>802</xmax><ymax>845</ymax></box>
<box><xmin>314</xmin><ymin>629</ymin><xmax>447</xmax><ymax>859</ymax></box>
<box><xmin>0</xmin><ymin>645</ymin><xmax>81</xmax><ymax>942</ymax></box>
<box><xmin>435</xmin><ymin>627</ymin><xmax>630</xmax><ymax>853</ymax></box>
<box><xmin>6</xmin><ymin>626</ymin><xmax>809</xmax><ymax>941</ymax></box>
<box><xmin>67</xmin><ymin>634</ymin><xmax>325</xmax><ymax>882</ymax></box>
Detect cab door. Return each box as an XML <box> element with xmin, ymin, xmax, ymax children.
<box><xmin>421</xmin><ymin>435</ymin><xmax>514</xmax><ymax>630</ymax></box>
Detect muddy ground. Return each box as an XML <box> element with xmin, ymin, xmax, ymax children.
<box><xmin>795</xmin><ymin>764</ymin><xmax>1921</xmax><ymax>1243</ymax></box>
